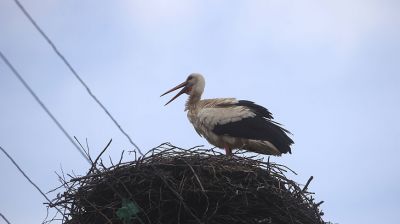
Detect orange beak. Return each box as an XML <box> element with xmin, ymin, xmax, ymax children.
<box><xmin>161</xmin><ymin>81</ymin><xmax>190</xmax><ymax>106</ymax></box>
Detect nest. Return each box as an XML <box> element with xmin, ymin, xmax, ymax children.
<box><xmin>49</xmin><ymin>143</ymin><xmax>325</xmax><ymax>224</ymax></box>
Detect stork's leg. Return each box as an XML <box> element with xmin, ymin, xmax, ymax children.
<box><xmin>224</xmin><ymin>146</ymin><xmax>232</xmax><ymax>156</ymax></box>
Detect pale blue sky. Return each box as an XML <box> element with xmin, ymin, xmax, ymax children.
<box><xmin>1</xmin><ymin>1</ymin><xmax>400</xmax><ymax>223</ymax></box>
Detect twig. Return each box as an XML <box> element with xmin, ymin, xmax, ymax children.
<box><xmin>87</xmin><ymin>139</ymin><xmax>112</xmax><ymax>175</ymax></box>
<box><xmin>302</xmin><ymin>176</ymin><xmax>314</xmax><ymax>193</ymax></box>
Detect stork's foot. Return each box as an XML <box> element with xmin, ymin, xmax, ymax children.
<box><xmin>224</xmin><ymin>146</ymin><xmax>232</xmax><ymax>156</ymax></box>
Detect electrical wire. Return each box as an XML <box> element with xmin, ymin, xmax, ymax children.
<box><xmin>12</xmin><ymin>0</ymin><xmax>143</xmax><ymax>156</ymax></box>
<box><xmin>0</xmin><ymin>50</ymin><xmax>91</xmax><ymax>164</ymax></box>
<box><xmin>0</xmin><ymin>145</ymin><xmax>64</xmax><ymax>216</ymax></box>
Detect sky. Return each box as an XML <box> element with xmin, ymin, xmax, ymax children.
<box><xmin>1</xmin><ymin>0</ymin><xmax>400</xmax><ymax>223</ymax></box>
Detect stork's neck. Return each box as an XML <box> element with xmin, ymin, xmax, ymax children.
<box><xmin>185</xmin><ymin>94</ymin><xmax>201</xmax><ymax>111</ymax></box>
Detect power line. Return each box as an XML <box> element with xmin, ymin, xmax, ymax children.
<box><xmin>12</xmin><ymin>0</ymin><xmax>143</xmax><ymax>156</ymax></box>
<box><xmin>0</xmin><ymin>212</ymin><xmax>11</xmax><ymax>224</ymax></box>
<box><xmin>0</xmin><ymin>50</ymin><xmax>91</xmax><ymax>164</ymax></box>
<box><xmin>0</xmin><ymin>145</ymin><xmax>64</xmax><ymax>216</ymax></box>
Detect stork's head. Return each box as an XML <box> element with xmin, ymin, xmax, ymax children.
<box><xmin>161</xmin><ymin>73</ymin><xmax>205</xmax><ymax>105</ymax></box>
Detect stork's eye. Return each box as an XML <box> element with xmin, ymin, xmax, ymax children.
<box><xmin>187</xmin><ymin>76</ymin><xmax>193</xmax><ymax>81</ymax></box>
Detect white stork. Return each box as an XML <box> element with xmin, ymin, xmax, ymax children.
<box><xmin>161</xmin><ymin>73</ymin><xmax>293</xmax><ymax>156</ymax></box>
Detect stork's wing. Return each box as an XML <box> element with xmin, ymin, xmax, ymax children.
<box><xmin>198</xmin><ymin>100</ymin><xmax>293</xmax><ymax>153</ymax></box>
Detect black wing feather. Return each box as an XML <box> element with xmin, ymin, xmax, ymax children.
<box><xmin>236</xmin><ymin>100</ymin><xmax>273</xmax><ymax>119</ymax></box>
<box><xmin>213</xmin><ymin>100</ymin><xmax>293</xmax><ymax>154</ymax></box>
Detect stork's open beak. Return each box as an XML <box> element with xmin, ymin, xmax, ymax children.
<box><xmin>160</xmin><ymin>81</ymin><xmax>190</xmax><ymax>106</ymax></box>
